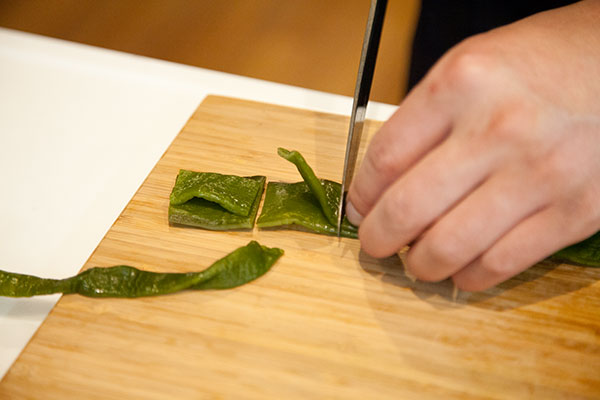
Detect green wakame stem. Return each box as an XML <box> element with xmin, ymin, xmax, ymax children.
<box><xmin>0</xmin><ymin>241</ymin><xmax>283</xmax><ymax>298</ymax></box>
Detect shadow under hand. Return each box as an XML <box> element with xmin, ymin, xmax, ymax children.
<box><xmin>463</xmin><ymin>259</ymin><xmax>600</xmax><ymax>311</ymax></box>
<box><xmin>358</xmin><ymin>250</ymin><xmax>461</xmax><ymax>310</ymax></box>
<box><xmin>358</xmin><ymin>250</ymin><xmax>600</xmax><ymax>311</ymax></box>
<box><xmin>355</xmin><ymin>248</ymin><xmax>600</xmax><ymax>394</ymax></box>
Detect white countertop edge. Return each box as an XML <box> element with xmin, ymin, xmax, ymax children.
<box><xmin>0</xmin><ymin>27</ymin><xmax>399</xmax><ymax>120</ymax></box>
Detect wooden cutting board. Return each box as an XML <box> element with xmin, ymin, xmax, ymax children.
<box><xmin>2</xmin><ymin>96</ymin><xmax>599</xmax><ymax>399</ymax></box>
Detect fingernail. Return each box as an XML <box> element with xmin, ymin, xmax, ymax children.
<box><xmin>345</xmin><ymin>201</ymin><xmax>363</xmax><ymax>226</ymax></box>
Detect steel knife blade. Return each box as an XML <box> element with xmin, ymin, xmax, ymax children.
<box><xmin>337</xmin><ymin>0</ymin><xmax>387</xmax><ymax>236</ymax></box>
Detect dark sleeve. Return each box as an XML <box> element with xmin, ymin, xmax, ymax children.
<box><xmin>408</xmin><ymin>0</ymin><xmax>578</xmax><ymax>91</ymax></box>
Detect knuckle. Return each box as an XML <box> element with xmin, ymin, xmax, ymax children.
<box><xmin>560</xmin><ymin>190</ymin><xmax>600</xmax><ymax>234</ymax></box>
<box><xmin>548</xmin><ymin>154</ymin><xmax>575</xmax><ymax>183</ymax></box>
<box><xmin>436</xmin><ymin>46</ymin><xmax>493</xmax><ymax>91</ymax></box>
<box><xmin>404</xmin><ymin>249</ymin><xmax>432</xmax><ymax>281</ymax></box>
<box><xmin>533</xmin><ymin>149</ymin><xmax>577</xmax><ymax>190</ymax></box>
<box><xmin>426</xmin><ymin>238</ymin><xmax>464</xmax><ymax>274</ymax></box>
<box><xmin>366</xmin><ymin>137</ymin><xmax>400</xmax><ymax>177</ymax></box>
<box><xmin>478</xmin><ymin>251</ymin><xmax>507</xmax><ymax>278</ymax></box>
<box><xmin>482</xmin><ymin>101</ymin><xmax>538</xmax><ymax>146</ymax></box>
<box><xmin>408</xmin><ymin>233</ymin><xmax>464</xmax><ymax>282</ymax></box>
<box><xmin>381</xmin><ymin>191</ymin><xmax>413</xmax><ymax>230</ymax></box>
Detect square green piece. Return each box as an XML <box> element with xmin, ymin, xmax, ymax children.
<box><xmin>169</xmin><ymin>170</ymin><xmax>265</xmax><ymax>230</ymax></box>
<box><xmin>257</xmin><ymin>181</ymin><xmax>358</xmax><ymax>238</ymax></box>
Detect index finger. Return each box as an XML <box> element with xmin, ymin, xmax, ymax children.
<box><xmin>346</xmin><ymin>82</ymin><xmax>453</xmax><ymax>224</ymax></box>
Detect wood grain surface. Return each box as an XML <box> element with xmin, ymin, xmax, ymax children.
<box><xmin>1</xmin><ymin>96</ymin><xmax>599</xmax><ymax>399</ymax></box>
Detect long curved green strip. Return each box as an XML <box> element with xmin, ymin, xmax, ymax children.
<box><xmin>276</xmin><ymin>148</ymin><xmax>338</xmax><ymax>225</ymax></box>
<box><xmin>0</xmin><ymin>241</ymin><xmax>283</xmax><ymax>298</ymax></box>
<box><xmin>169</xmin><ymin>173</ymin><xmax>265</xmax><ymax>230</ymax></box>
<box><xmin>552</xmin><ymin>231</ymin><xmax>600</xmax><ymax>267</ymax></box>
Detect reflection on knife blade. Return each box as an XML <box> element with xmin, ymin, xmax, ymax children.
<box><xmin>337</xmin><ymin>0</ymin><xmax>388</xmax><ymax>236</ymax></box>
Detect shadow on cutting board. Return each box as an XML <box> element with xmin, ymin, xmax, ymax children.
<box><xmin>357</xmin><ymin>250</ymin><xmax>598</xmax><ymax>311</ymax></box>
<box><xmin>355</xmin><ymin>247</ymin><xmax>600</xmax><ymax>396</ymax></box>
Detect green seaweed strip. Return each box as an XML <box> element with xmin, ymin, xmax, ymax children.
<box><xmin>551</xmin><ymin>231</ymin><xmax>600</xmax><ymax>267</ymax></box>
<box><xmin>170</xmin><ymin>170</ymin><xmax>263</xmax><ymax>216</ymax></box>
<box><xmin>169</xmin><ymin>175</ymin><xmax>265</xmax><ymax>230</ymax></box>
<box><xmin>277</xmin><ymin>148</ymin><xmax>339</xmax><ymax>226</ymax></box>
<box><xmin>257</xmin><ymin>181</ymin><xmax>358</xmax><ymax>238</ymax></box>
<box><xmin>0</xmin><ymin>241</ymin><xmax>283</xmax><ymax>298</ymax></box>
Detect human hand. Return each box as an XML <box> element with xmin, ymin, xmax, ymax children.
<box><xmin>346</xmin><ymin>1</ymin><xmax>600</xmax><ymax>291</ymax></box>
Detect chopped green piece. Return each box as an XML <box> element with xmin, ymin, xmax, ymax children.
<box><xmin>277</xmin><ymin>148</ymin><xmax>338</xmax><ymax>226</ymax></box>
<box><xmin>169</xmin><ymin>171</ymin><xmax>265</xmax><ymax>230</ymax></box>
<box><xmin>552</xmin><ymin>231</ymin><xmax>600</xmax><ymax>267</ymax></box>
<box><xmin>257</xmin><ymin>148</ymin><xmax>357</xmax><ymax>238</ymax></box>
<box><xmin>170</xmin><ymin>170</ymin><xmax>262</xmax><ymax>216</ymax></box>
<box><xmin>257</xmin><ymin>181</ymin><xmax>358</xmax><ymax>238</ymax></box>
<box><xmin>0</xmin><ymin>241</ymin><xmax>284</xmax><ymax>298</ymax></box>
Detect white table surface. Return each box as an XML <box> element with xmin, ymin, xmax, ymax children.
<box><xmin>0</xmin><ymin>27</ymin><xmax>397</xmax><ymax>379</ymax></box>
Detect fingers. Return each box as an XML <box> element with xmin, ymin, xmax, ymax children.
<box><xmin>357</xmin><ymin>136</ymin><xmax>493</xmax><ymax>258</ymax></box>
<box><xmin>405</xmin><ymin>169</ymin><xmax>547</xmax><ymax>282</ymax></box>
<box><xmin>452</xmin><ymin>205</ymin><xmax>595</xmax><ymax>292</ymax></box>
<box><xmin>346</xmin><ymin>82</ymin><xmax>453</xmax><ymax>224</ymax></box>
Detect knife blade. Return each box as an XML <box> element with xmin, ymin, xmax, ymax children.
<box><xmin>337</xmin><ymin>0</ymin><xmax>388</xmax><ymax>236</ymax></box>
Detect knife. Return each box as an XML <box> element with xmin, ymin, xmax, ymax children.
<box><xmin>337</xmin><ymin>0</ymin><xmax>388</xmax><ymax>236</ymax></box>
